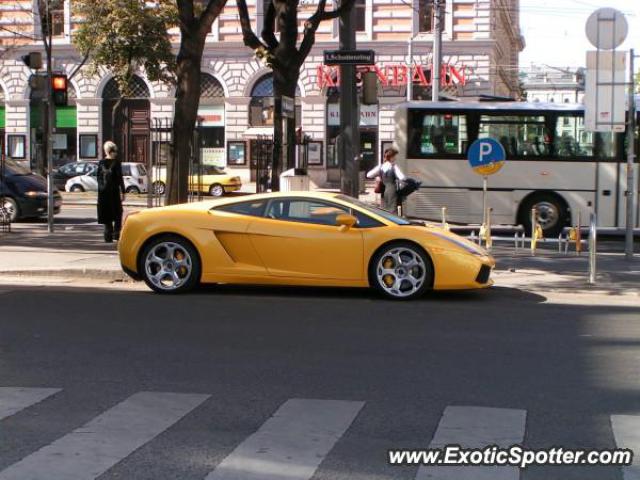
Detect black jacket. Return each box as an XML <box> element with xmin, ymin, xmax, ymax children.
<box><xmin>96</xmin><ymin>159</ymin><xmax>125</xmax><ymax>224</ymax></box>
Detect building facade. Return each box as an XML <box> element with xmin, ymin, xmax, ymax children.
<box><xmin>0</xmin><ymin>0</ymin><xmax>524</xmax><ymax>187</ymax></box>
<box><xmin>521</xmin><ymin>64</ymin><xmax>586</xmax><ymax>104</ymax></box>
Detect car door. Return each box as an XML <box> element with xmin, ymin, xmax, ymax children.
<box><xmin>247</xmin><ymin>197</ymin><xmax>364</xmax><ymax>281</ymax></box>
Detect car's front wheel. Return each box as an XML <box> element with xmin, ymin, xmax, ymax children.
<box><xmin>140</xmin><ymin>235</ymin><xmax>201</xmax><ymax>294</ymax></box>
<box><xmin>152</xmin><ymin>181</ymin><xmax>166</xmax><ymax>195</ymax></box>
<box><xmin>125</xmin><ymin>186</ymin><xmax>140</xmax><ymax>194</ymax></box>
<box><xmin>369</xmin><ymin>242</ymin><xmax>433</xmax><ymax>300</ymax></box>
<box><xmin>69</xmin><ymin>184</ymin><xmax>84</xmax><ymax>192</ymax></box>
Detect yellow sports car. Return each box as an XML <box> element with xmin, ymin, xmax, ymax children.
<box><xmin>118</xmin><ymin>192</ymin><xmax>494</xmax><ymax>299</ymax></box>
<box><xmin>152</xmin><ymin>166</ymin><xmax>242</xmax><ymax>197</ymax></box>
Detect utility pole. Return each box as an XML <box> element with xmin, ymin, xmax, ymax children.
<box><xmin>339</xmin><ymin>0</ymin><xmax>360</xmax><ymax>197</ymax></box>
<box><xmin>43</xmin><ymin>0</ymin><xmax>55</xmax><ymax>233</ymax></box>
<box><xmin>625</xmin><ymin>49</ymin><xmax>636</xmax><ymax>259</ymax></box>
<box><xmin>432</xmin><ymin>0</ymin><xmax>444</xmax><ymax>102</ymax></box>
<box><xmin>407</xmin><ymin>36</ymin><xmax>413</xmax><ymax>101</ymax></box>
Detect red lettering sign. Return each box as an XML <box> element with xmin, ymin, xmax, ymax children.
<box><xmin>316</xmin><ymin>63</ymin><xmax>467</xmax><ymax>89</ymax></box>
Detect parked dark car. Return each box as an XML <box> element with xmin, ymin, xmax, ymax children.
<box><xmin>52</xmin><ymin>161</ymin><xmax>97</xmax><ymax>190</ymax></box>
<box><xmin>0</xmin><ymin>159</ymin><xmax>62</xmax><ymax>222</ymax></box>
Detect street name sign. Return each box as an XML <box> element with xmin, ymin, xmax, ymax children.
<box><xmin>467</xmin><ymin>138</ymin><xmax>506</xmax><ymax>176</ymax></box>
<box><xmin>323</xmin><ymin>50</ymin><xmax>375</xmax><ymax>65</ymax></box>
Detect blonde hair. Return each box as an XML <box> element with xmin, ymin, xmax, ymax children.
<box><xmin>103</xmin><ymin>141</ymin><xmax>117</xmax><ymax>157</ymax></box>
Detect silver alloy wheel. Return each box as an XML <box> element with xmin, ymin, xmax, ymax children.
<box><xmin>534</xmin><ymin>201</ymin><xmax>559</xmax><ymax>230</ymax></box>
<box><xmin>376</xmin><ymin>247</ymin><xmax>427</xmax><ymax>298</ymax></box>
<box><xmin>209</xmin><ymin>184</ymin><xmax>224</xmax><ymax>197</ymax></box>
<box><xmin>144</xmin><ymin>241</ymin><xmax>193</xmax><ymax>291</ymax></box>
<box><xmin>2</xmin><ymin>197</ymin><xmax>17</xmax><ymax>222</ymax></box>
<box><xmin>153</xmin><ymin>181</ymin><xmax>165</xmax><ymax>195</ymax></box>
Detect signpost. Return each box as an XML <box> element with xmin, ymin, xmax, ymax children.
<box><xmin>467</xmin><ymin>138</ymin><xmax>506</xmax><ymax>229</ymax></box>
<box><xmin>323</xmin><ymin>50</ymin><xmax>375</xmax><ymax>65</ymax></box>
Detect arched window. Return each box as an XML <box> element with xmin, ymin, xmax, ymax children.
<box><xmin>249</xmin><ymin>74</ymin><xmax>301</xmax><ymax>127</ymax></box>
<box><xmin>200</xmin><ymin>73</ymin><xmax>225</xmax><ymax>103</ymax></box>
<box><xmin>102</xmin><ymin>76</ymin><xmax>150</xmax><ymax>99</ymax></box>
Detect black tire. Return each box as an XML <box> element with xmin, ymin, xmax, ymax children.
<box><xmin>520</xmin><ymin>193</ymin><xmax>568</xmax><ymax>238</ymax></box>
<box><xmin>209</xmin><ymin>184</ymin><xmax>224</xmax><ymax>197</ymax></box>
<box><xmin>139</xmin><ymin>234</ymin><xmax>201</xmax><ymax>294</ymax></box>
<box><xmin>369</xmin><ymin>241</ymin><xmax>433</xmax><ymax>300</ymax></box>
<box><xmin>2</xmin><ymin>197</ymin><xmax>19</xmax><ymax>222</ymax></box>
<box><xmin>153</xmin><ymin>181</ymin><xmax>166</xmax><ymax>195</ymax></box>
<box><xmin>125</xmin><ymin>186</ymin><xmax>140</xmax><ymax>194</ymax></box>
<box><xmin>70</xmin><ymin>184</ymin><xmax>84</xmax><ymax>192</ymax></box>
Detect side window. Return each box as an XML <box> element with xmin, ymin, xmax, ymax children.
<box><xmin>74</xmin><ymin>164</ymin><xmax>85</xmax><ymax>174</ymax></box>
<box><xmin>265</xmin><ymin>199</ymin><xmax>350</xmax><ymax>226</ymax></box>
<box><xmin>121</xmin><ymin>164</ymin><xmax>132</xmax><ymax>176</ymax></box>
<box><xmin>478</xmin><ymin>114</ymin><xmax>549</xmax><ymax>158</ymax></box>
<box><xmin>60</xmin><ymin>164</ymin><xmax>73</xmax><ymax>175</ymax></box>
<box><xmin>215</xmin><ymin>200</ymin><xmax>267</xmax><ymax>217</ymax></box>
<box><xmin>407</xmin><ymin>111</ymin><xmax>468</xmax><ymax>158</ymax></box>
<box><xmin>352</xmin><ymin>210</ymin><xmax>383</xmax><ymax>228</ymax></box>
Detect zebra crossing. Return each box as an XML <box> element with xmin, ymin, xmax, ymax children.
<box><xmin>0</xmin><ymin>387</ymin><xmax>638</xmax><ymax>480</ymax></box>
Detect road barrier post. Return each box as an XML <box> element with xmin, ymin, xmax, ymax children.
<box><xmin>589</xmin><ymin>212</ymin><xmax>597</xmax><ymax>284</ymax></box>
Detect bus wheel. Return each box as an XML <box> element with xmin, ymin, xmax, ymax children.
<box><xmin>520</xmin><ymin>194</ymin><xmax>567</xmax><ymax>238</ymax></box>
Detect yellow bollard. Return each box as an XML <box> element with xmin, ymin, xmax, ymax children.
<box><xmin>441</xmin><ymin>206</ymin><xmax>450</xmax><ymax>231</ymax></box>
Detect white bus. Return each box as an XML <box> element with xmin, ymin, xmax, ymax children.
<box><xmin>394</xmin><ymin>101</ymin><xmax>639</xmax><ymax>236</ymax></box>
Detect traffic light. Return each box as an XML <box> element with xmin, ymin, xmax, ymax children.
<box><xmin>21</xmin><ymin>52</ymin><xmax>43</xmax><ymax>70</ymax></box>
<box><xmin>362</xmin><ymin>70</ymin><xmax>378</xmax><ymax>105</ymax></box>
<box><xmin>51</xmin><ymin>74</ymin><xmax>68</xmax><ymax>106</ymax></box>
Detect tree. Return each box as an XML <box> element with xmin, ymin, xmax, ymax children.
<box><xmin>73</xmin><ymin>0</ymin><xmax>176</xmax><ymax>150</ymax></box>
<box><xmin>236</xmin><ymin>0</ymin><xmax>355</xmax><ymax>190</ymax></box>
<box><xmin>168</xmin><ymin>0</ymin><xmax>228</xmax><ymax>205</ymax></box>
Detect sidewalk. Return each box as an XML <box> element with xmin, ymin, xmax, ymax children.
<box><xmin>1</xmin><ymin>223</ymin><xmax>638</xmax><ymax>299</ymax></box>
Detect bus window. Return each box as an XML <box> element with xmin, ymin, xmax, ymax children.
<box><xmin>478</xmin><ymin>115</ymin><xmax>548</xmax><ymax>158</ymax></box>
<box><xmin>555</xmin><ymin>116</ymin><xmax>616</xmax><ymax>159</ymax></box>
<box><xmin>407</xmin><ymin>111</ymin><xmax>467</xmax><ymax>157</ymax></box>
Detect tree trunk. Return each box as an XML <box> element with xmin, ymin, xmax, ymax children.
<box><xmin>272</xmin><ymin>71</ymin><xmax>299</xmax><ymax>191</ymax></box>
<box><xmin>168</xmin><ymin>37</ymin><xmax>203</xmax><ymax>205</ymax></box>
<box><xmin>110</xmin><ymin>97</ymin><xmax>125</xmax><ymax>158</ymax></box>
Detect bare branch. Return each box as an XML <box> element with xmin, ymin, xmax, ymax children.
<box><xmin>199</xmin><ymin>0</ymin><xmax>228</xmax><ymax>38</ymax></box>
<box><xmin>176</xmin><ymin>0</ymin><xmax>196</xmax><ymax>32</ymax></box>
<box><xmin>298</xmin><ymin>0</ymin><xmax>355</xmax><ymax>62</ymax></box>
<box><xmin>261</xmin><ymin>0</ymin><xmax>278</xmax><ymax>50</ymax></box>
<box><xmin>235</xmin><ymin>0</ymin><xmax>266</xmax><ymax>50</ymax></box>
<box><xmin>68</xmin><ymin>51</ymin><xmax>90</xmax><ymax>80</ymax></box>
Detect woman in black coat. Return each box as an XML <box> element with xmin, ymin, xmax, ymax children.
<box><xmin>97</xmin><ymin>141</ymin><xmax>125</xmax><ymax>243</ymax></box>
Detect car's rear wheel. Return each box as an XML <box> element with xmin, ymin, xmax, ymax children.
<box><xmin>209</xmin><ymin>184</ymin><xmax>224</xmax><ymax>197</ymax></box>
<box><xmin>140</xmin><ymin>235</ymin><xmax>201</xmax><ymax>294</ymax></box>
<box><xmin>125</xmin><ymin>186</ymin><xmax>140</xmax><ymax>194</ymax></box>
<box><xmin>369</xmin><ymin>242</ymin><xmax>433</xmax><ymax>300</ymax></box>
<box><xmin>1</xmin><ymin>197</ymin><xmax>19</xmax><ymax>222</ymax></box>
<box><xmin>70</xmin><ymin>184</ymin><xmax>84</xmax><ymax>192</ymax></box>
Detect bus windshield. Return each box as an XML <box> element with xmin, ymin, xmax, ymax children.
<box><xmin>337</xmin><ymin>195</ymin><xmax>411</xmax><ymax>225</ymax></box>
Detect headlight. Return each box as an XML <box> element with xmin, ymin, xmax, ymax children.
<box><xmin>24</xmin><ymin>191</ymin><xmax>48</xmax><ymax>198</ymax></box>
<box><xmin>429</xmin><ymin>231</ymin><xmax>488</xmax><ymax>256</ymax></box>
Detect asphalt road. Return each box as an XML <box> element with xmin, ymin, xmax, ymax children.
<box><xmin>0</xmin><ymin>283</ymin><xmax>639</xmax><ymax>480</ymax></box>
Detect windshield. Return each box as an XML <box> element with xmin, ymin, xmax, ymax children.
<box><xmin>336</xmin><ymin>195</ymin><xmax>411</xmax><ymax>225</ymax></box>
<box><xmin>2</xmin><ymin>159</ymin><xmax>31</xmax><ymax>176</ymax></box>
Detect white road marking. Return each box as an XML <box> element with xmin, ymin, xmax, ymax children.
<box><xmin>0</xmin><ymin>387</ymin><xmax>61</xmax><ymax>421</ymax></box>
<box><xmin>0</xmin><ymin>391</ymin><xmax>209</xmax><ymax>480</ymax></box>
<box><xmin>416</xmin><ymin>406</ymin><xmax>527</xmax><ymax>480</ymax></box>
<box><xmin>611</xmin><ymin>415</ymin><xmax>640</xmax><ymax>480</ymax></box>
<box><xmin>205</xmin><ymin>398</ymin><xmax>364</xmax><ymax>480</ymax></box>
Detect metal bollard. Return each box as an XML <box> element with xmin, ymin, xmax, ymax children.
<box><xmin>589</xmin><ymin>212</ymin><xmax>597</xmax><ymax>285</ymax></box>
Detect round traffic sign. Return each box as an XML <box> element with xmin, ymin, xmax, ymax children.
<box><xmin>585</xmin><ymin>8</ymin><xmax>628</xmax><ymax>50</ymax></box>
<box><xmin>467</xmin><ymin>138</ymin><xmax>506</xmax><ymax>176</ymax></box>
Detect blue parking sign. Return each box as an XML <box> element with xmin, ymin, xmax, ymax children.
<box><xmin>467</xmin><ymin>138</ymin><xmax>506</xmax><ymax>176</ymax></box>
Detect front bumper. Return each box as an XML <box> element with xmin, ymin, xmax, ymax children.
<box><xmin>17</xmin><ymin>195</ymin><xmax>62</xmax><ymax>218</ymax></box>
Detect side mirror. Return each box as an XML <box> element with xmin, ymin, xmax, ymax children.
<box><xmin>336</xmin><ymin>213</ymin><xmax>357</xmax><ymax>231</ymax></box>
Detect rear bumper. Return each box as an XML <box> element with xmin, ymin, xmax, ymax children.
<box><xmin>121</xmin><ymin>263</ymin><xmax>142</xmax><ymax>281</ymax></box>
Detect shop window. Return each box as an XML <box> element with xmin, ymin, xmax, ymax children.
<box><xmin>418</xmin><ymin>1</ymin><xmax>434</xmax><ymax>33</ymax></box>
<box><xmin>249</xmin><ymin>74</ymin><xmax>301</xmax><ymax>127</ymax></box>
<box><xmin>355</xmin><ymin>0</ymin><xmax>366</xmax><ymax>32</ymax></box>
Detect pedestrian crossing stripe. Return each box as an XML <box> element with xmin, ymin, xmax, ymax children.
<box><xmin>0</xmin><ymin>387</ymin><xmax>61</xmax><ymax>421</ymax></box>
<box><xmin>0</xmin><ymin>388</ymin><xmax>638</xmax><ymax>480</ymax></box>
<box><xmin>0</xmin><ymin>391</ymin><xmax>209</xmax><ymax>480</ymax></box>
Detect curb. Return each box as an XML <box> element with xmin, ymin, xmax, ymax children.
<box><xmin>0</xmin><ymin>269</ymin><xmax>129</xmax><ymax>282</ymax></box>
